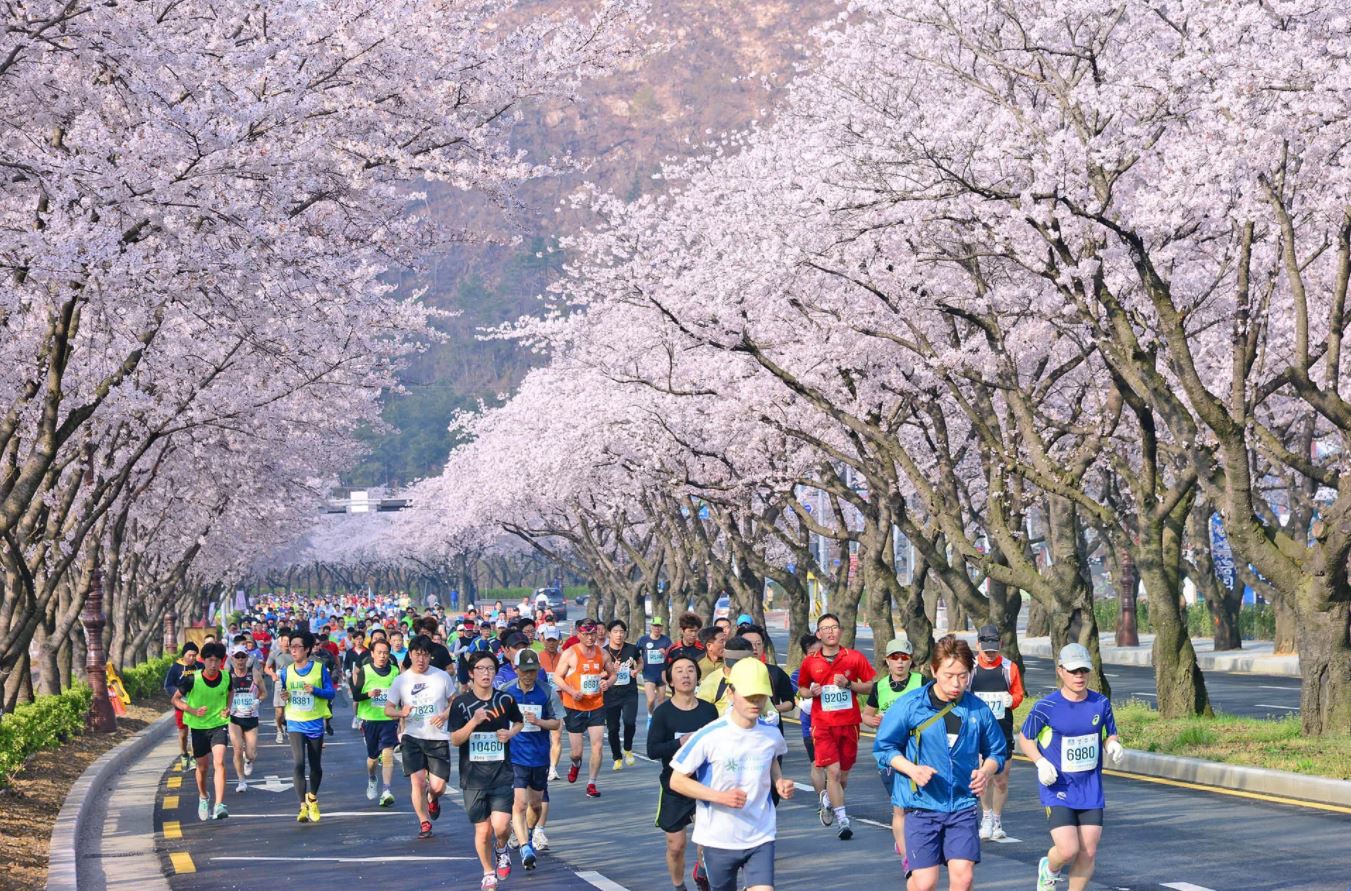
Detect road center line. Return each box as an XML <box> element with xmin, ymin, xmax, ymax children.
<box><xmin>1254</xmin><ymin>703</ymin><xmax>1298</xmax><ymax>710</ymax></box>
<box><xmin>1255</xmin><ymin>685</ymin><xmax>1300</xmax><ymax>691</ymax></box>
<box><xmin>576</xmin><ymin>869</ymin><xmax>633</xmax><ymax>891</ymax></box>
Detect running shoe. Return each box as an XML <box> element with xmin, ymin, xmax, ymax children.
<box><xmin>180</xmin><ymin>755</ymin><xmax>193</xmax><ymax>772</ymax></box>
<box><xmin>979</xmin><ymin>811</ymin><xmax>994</xmax><ymax>840</ymax></box>
<box><xmin>837</xmin><ymin>816</ymin><xmax>853</xmax><ymax>840</ymax></box>
<box><xmin>236</xmin><ymin>780</ymin><xmax>247</xmax><ymax>793</ymax></box>
<box><xmin>306</xmin><ymin>794</ymin><xmax>321</xmax><ymax>823</ymax></box>
<box><xmin>325</xmin><ymin>719</ymin><xmax>334</xmax><ymax>736</ymax></box>
<box><xmin>366</xmin><ymin>777</ymin><xmax>378</xmax><ymax>800</ymax></box>
<box><xmin>479</xmin><ymin>874</ymin><xmax>497</xmax><ymax>890</ymax></box>
<box><xmin>691</xmin><ymin>861</ymin><xmax>711</xmax><ymax>891</ymax></box>
<box><xmin>586</xmin><ymin>782</ymin><xmax>600</xmax><ymax>798</ymax></box>
<box><xmin>351</xmin><ymin>715</ymin><xmax>361</xmax><ymax>730</ymax></box>
<box><xmin>197</xmin><ymin>797</ymin><xmax>210</xmax><ymax>822</ymax></box>
<box><xmin>297</xmin><ymin>802</ymin><xmax>310</xmax><ymax>823</ymax></box>
<box><xmin>213</xmin><ymin>803</ymin><xmax>229</xmax><ymax>820</ymax></box>
<box><xmin>522</xmin><ymin>843</ymin><xmax>537</xmax><ymax>870</ymax></box>
<box><xmin>507</xmin><ymin>834</ymin><xmax>520</xmax><ymax>850</ymax></box>
<box><xmin>624</xmin><ymin>750</ymin><xmax>636</xmax><ymax>766</ymax></box>
<box><xmin>275</xmin><ymin>730</ymin><xmax>285</xmax><ymax>744</ymax></box>
<box><xmin>496</xmin><ymin>849</ymin><xmax>512</xmax><ymax>880</ymax></box>
<box><xmin>379</xmin><ymin>789</ymin><xmax>395</xmax><ymax>807</ymax></box>
<box><xmin>991</xmin><ymin>816</ymin><xmax>1006</xmax><ymax>840</ymax></box>
<box><xmin>532</xmin><ymin>827</ymin><xmax>550</xmax><ymax>851</ymax></box>
<box><xmin>818</xmin><ymin>791</ymin><xmax>834</xmax><ymax>826</ymax></box>
<box><xmin>547</xmin><ymin>766</ymin><xmax>559</xmax><ymax>782</ymax></box>
<box><xmin>428</xmin><ymin>796</ymin><xmax>441</xmax><ymax>820</ymax></box>
<box><xmin>567</xmin><ymin>761</ymin><xmax>580</xmax><ymax>784</ymax></box>
<box><xmin>612</xmin><ymin>758</ymin><xmax>624</xmax><ymax>771</ymax></box>
<box><xmin>1037</xmin><ymin>856</ymin><xmax>1062</xmax><ymax>891</ymax></box>
<box><xmin>417</xmin><ymin>821</ymin><xmax>433</xmax><ymax>839</ymax></box>
<box><xmin>243</xmin><ymin>759</ymin><xmax>254</xmax><ymax>777</ymax></box>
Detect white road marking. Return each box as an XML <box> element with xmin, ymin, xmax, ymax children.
<box><xmin>213</xmin><ymin>855</ymin><xmax>474</xmax><ymax>862</ymax></box>
<box><xmin>1160</xmin><ymin>883</ymin><xmax>1218</xmax><ymax>891</ymax></box>
<box><xmin>990</xmin><ymin>835</ymin><xmax>1022</xmax><ymax>844</ymax></box>
<box><xmin>1133</xmin><ymin>692</ymin><xmax>1157</xmax><ymax>697</ymax></box>
<box><xmin>1255</xmin><ymin>703</ymin><xmax>1298</xmax><ymax>710</ymax></box>
<box><xmin>219</xmin><ymin>811</ymin><xmax>406</xmax><ymax>818</ymax></box>
<box><xmin>576</xmin><ymin>870</ymin><xmax>633</xmax><ymax>891</ymax></box>
<box><xmin>856</xmin><ymin>817</ymin><xmax>891</xmax><ymax>830</ymax></box>
<box><xmin>1256</xmin><ymin>685</ymin><xmax>1300</xmax><ymax>691</ymax></box>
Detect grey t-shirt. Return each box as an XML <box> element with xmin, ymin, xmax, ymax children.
<box><xmin>266</xmin><ymin>649</ymin><xmax>294</xmax><ymax>706</ymax></box>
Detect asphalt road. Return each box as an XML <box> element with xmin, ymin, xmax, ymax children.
<box><xmin>152</xmin><ymin>696</ymin><xmax>1347</xmax><ymax>891</ymax></box>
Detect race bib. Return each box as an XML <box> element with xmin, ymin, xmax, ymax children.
<box><xmin>974</xmin><ymin>691</ymin><xmax>1008</xmax><ymax>720</ymax></box>
<box><xmin>645</xmin><ymin>648</ymin><xmax>665</xmax><ymax>665</ymax></box>
<box><xmin>288</xmin><ymin>691</ymin><xmax>313</xmax><ymax>711</ymax></box>
<box><xmin>469</xmin><ymin>731</ymin><xmax>505</xmax><ymax>762</ymax></box>
<box><xmin>232</xmin><ymin>693</ymin><xmax>257</xmax><ymax>714</ymax></box>
<box><xmin>371</xmin><ymin>689</ymin><xmax>389</xmax><ymax>707</ymax></box>
<box><xmin>408</xmin><ymin>694</ymin><xmax>436</xmax><ymax>724</ymax></box>
<box><xmin>820</xmin><ymin>684</ymin><xmax>851</xmax><ymax>712</ymax></box>
<box><xmin>615</xmin><ymin>666</ymin><xmax>632</xmax><ymax>686</ymax></box>
<box><xmin>580</xmin><ymin>674</ymin><xmax>602</xmax><ymax>695</ymax></box>
<box><xmin>519</xmin><ymin>703</ymin><xmax>543</xmax><ymax>731</ymax></box>
<box><xmin>1060</xmin><ymin>733</ymin><xmax>1099</xmax><ymax>773</ymax></box>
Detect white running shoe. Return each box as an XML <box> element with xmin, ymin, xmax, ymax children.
<box><xmin>379</xmin><ymin>789</ymin><xmax>395</xmax><ymax>807</ymax></box>
<box><xmin>213</xmin><ymin>803</ymin><xmax>229</xmax><ymax>820</ymax></box>
<box><xmin>546</xmin><ymin>766</ymin><xmax>559</xmax><ymax>782</ymax></box>
<box><xmin>479</xmin><ymin>874</ymin><xmax>497</xmax><ymax>890</ymax></box>
<box><xmin>979</xmin><ymin>811</ymin><xmax>994</xmax><ymax>840</ymax></box>
<box><xmin>236</xmin><ymin>780</ymin><xmax>247</xmax><ymax>793</ymax></box>
<box><xmin>275</xmin><ymin>729</ymin><xmax>285</xmax><ymax>744</ymax></box>
<box><xmin>243</xmin><ymin>759</ymin><xmax>254</xmax><ymax>777</ymax></box>
<box><xmin>532</xmin><ymin>827</ymin><xmax>550</xmax><ymax>851</ymax></box>
<box><xmin>197</xmin><ymin>797</ymin><xmax>210</xmax><ymax>822</ymax></box>
<box><xmin>818</xmin><ymin>791</ymin><xmax>834</xmax><ymax>826</ymax></box>
<box><xmin>991</xmin><ymin>816</ymin><xmax>1006</xmax><ymax>840</ymax></box>
<box><xmin>351</xmin><ymin>715</ymin><xmax>360</xmax><ymax>730</ymax></box>
<box><xmin>366</xmin><ymin>777</ymin><xmax>378</xmax><ymax>800</ymax></box>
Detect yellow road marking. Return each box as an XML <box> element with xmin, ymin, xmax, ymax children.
<box><xmin>163</xmin><ymin>795</ymin><xmax>179</xmax><ymax>809</ymax></box>
<box><xmin>166</xmin><ymin>776</ymin><xmax>182</xmax><ymax>790</ymax></box>
<box><xmin>169</xmin><ymin>852</ymin><xmax>196</xmax><ymax>874</ymax></box>
<box><xmin>162</xmin><ymin>821</ymin><xmax>182</xmax><ymax>840</ymax></box>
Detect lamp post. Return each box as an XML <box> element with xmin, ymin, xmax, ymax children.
<box><xmin>83</xmin><ymin>566</ymin><xmax>117</xmax><ymax>732</ymax></box>
<box><xmin>1115</xmin><ymin>548</ymin><xmax>1140</xmax><ymax>647</ymax></box>
<box><xmin>163</xmin><ymin>610</ymin><xmax>177</xmax><ymax>656</ymax></box>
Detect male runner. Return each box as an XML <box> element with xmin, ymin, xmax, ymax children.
<box><xmin>264</xmin><ymin>629</ymin><xmax>293</xmax><ymax>744</ymax></box>
<box><xmin>664</xmin><ymin>612</ymin><xmax>705</xmax><ymax>670</ymax></box>
<box><xmin>669</xmin><ymin>657</ymin><xmax>795</xmax><ymax>891</ymax></box>
<box><xmin>226</xmin><ymin>645</ymin><xmax>264</xmax><ymax>794</ymax></box>
<box><xmin>696</xmin><ymin>636</ymin><xmax>752</xmax><ymax>714</ymax></box>
<box><xmin>504</xmin><ymin>649</ymin><xmax>559</xmax><ymax>871</ymax></box>
<box><xmin>552</xmin><ymin>618</ymin><xmax>615</xmax><ymax>797</ymax></box>
<box><xmin>538</xmin><ymin>625</ymin><xmax>564</xmax><ymax>787</ymax></box>
<box><xmin>695</xmin><ymin>625</ymin><xmax>726</xmax><ymax>681</ymax></box>
<box><xmin>796</xmin><ymin>612</ymin><xmax>875</xmax><ymax>839</ymax></box>
<box><xmin>449</xmin><ymin>650</ymin><xmax>525</xmax><ymax>889</ymax></box>
<box><xmin>637</xmin><ymin>615</ymin><xmax>673</xmax><ymax>724</ymax></box>
<box><xmin>789</xmin><ymin>634</ymin><xmax>823</xmax><ymax>803</ymax></box>
<box><xmin>353</xmin><ymin>638</ymin><xmax>400</xmax><ymax>806</ymax></box>
<box><xmin>969</xmin><ymin>624</ymin><xmax>1024</xmax><ymax>841</ymax></box>
<box><xmin>603</xmin><ymin>619</ymin><xmax>641</xmax><ymax>769</ymax></box>
<box><xmin>862</xmin><ymin>636</ymin><xmax>925</xmax><ymax>862</ymax></box>
<box><xmin>164</xmin><ymin>641</ymin><xmax>203</xmax><ymax>770</ymax></box>
<box><xmin>648</xmin><ymin>654</ymin><xmax>718</xmax><ymax>891</ymax></box>
<box><xmin>873</xmin><ymin>635</ymin><xmax>1007</xmax><ymax>891</ymax></box>
<box><xmin>172</xmin><ymin>642</ymin><xmax>231</xmax><ymax>820</ymax></box>
<box><xmin>1020</xmin><ymin>643</ymin><xmax>1123</xmax><ymax>891</ymax></box>
<box><xmin>385</xmin><ymin>634</ymin><xmax>456</xmax><ymax>838</ymax></box>
<box><xmin>281</xmin><ymin>630</ymin><xmax>335</xmax><ymax>823</ymax></box>
<box><xmin>734</xmin><ymin>626</ymin><xmax>796</xmax><ymax>727</ymax></box>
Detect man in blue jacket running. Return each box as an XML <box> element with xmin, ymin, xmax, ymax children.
<box><xmin>873</xmin><ymin>634</ymin><xmax>1007</xmax><ymax>891</ymax></box>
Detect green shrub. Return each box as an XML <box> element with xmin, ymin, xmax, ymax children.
<box><xmin>0</xmin><ymin>684</ymin><xmax>93</xmax><ymax>787</ymax></box>
<box><xmin>1093</xmin><ymin>599</ymin><xmax>1274</xmax><ymax>640</ymax></box>
<box><xmin>120</xmin><ymin>654</ymin><xmax>176</xmax><ymax>701</ymax></box>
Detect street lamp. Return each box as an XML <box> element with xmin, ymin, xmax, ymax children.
<box><xmin>81</xmin><ymin>449</ymin><xmax>117</xmax><ymax>732</ymax></box>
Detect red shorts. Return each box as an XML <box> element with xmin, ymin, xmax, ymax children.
<box><xmin>811</xmin><ymin>722</ymin><xmax>860</xmax><ymax>770</ymax></box>
<box><xmin>174</xmin><ymin>708</ymin><xmax>186</xmax><ymax>730</ymax></box>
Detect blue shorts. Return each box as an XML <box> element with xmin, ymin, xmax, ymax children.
<box><xmin>904</xmin><ymin>806</ymin><xmax>981</xmax><ymax>869</ymax></box>
<box><xmin>362</xmin><ymin>720</ymin><xmax>399</xmax><ymax>759</ymax></box>
<box><xmin>512</xmin><ymin>764</ymin><xmax>549</xmax><ymax>792</ymax></box>
<box><xmin>703</xmin><ymin>841</ymin><xmax>774</xmax><ymax>891</ymax></box>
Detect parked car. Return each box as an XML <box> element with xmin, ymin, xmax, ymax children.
<box><xmin>535</xmin><ymin>587</ymin><xmax>568</xmax><ymax>621</ymax></box>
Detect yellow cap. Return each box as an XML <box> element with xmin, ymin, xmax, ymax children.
<box><xmin>727</xmin><ymin>657</ymin><xmax>773</xmax><ymax>699</ymax></box>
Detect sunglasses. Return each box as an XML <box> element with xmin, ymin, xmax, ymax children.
<box><xmin>886</xmin><ymin>653</ymin><xmax>911</xmax><ymax>660</ymax></box>
<box><xmin>1063</xmin><ymin>667</ymin><xmax>1091</xmax><ymax>675</ymax></box>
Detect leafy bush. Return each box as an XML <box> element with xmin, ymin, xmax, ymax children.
<box><xmin>0</xmin><ymin>685</ymin><xmax>92</xmax><ymax>787</ymax></box>
<box><xmin>1093</xmin><ymin>599</ymin><xmax>1274</xmax><ymax>640</ymax></box>
<box><xmin>120</xmin><ymin>654</ymin><xmax>176</xmax><ymax>701</ymax></box>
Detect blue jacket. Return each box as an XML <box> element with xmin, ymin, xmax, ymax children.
<box><xmin>872</xmin><ymin>682</ymin><xmax>1008</xmax><ymax>813</ymax></box>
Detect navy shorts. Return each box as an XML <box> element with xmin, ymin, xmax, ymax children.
<box><xmin>703</xmin><ymin>841</ymin><xmax>774</xmax><ymax>891</ymax></box>
<box><xmin>904</xmin><ymin>805</ymin><xmax>981</xmax><ymax>869</ymax></box>
<box><xmin>363</xmin><ymin>720</ymin><xmax>399</xmax><ymax>759</ymax></box>
<box><xmin>512</xmin><ymin>764</ymin><xmax>549</xmax><ymax>792</ymax></box>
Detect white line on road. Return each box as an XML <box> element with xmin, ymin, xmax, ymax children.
<box><xmin>1133</xmin><ymin>692</ymin><xmax>1157</xmax><ymax>697</ymax></box>
<box><xmin>219</xmin><ymin>811</ymin><xmax>406</xmax><ymax>818</ymax></box>
<box><xmin>1256</xmin><ymin>685</ymin><xmax>1300</xmax><ymax>691</ymax></box>
<box><xmin>576</xmin><ymin>870</ymin><xmax>633</xmax><ymax>891</ymax></box>
<box><xmin>856</xmin><ymin>817</ymin><xmax>891</xmax><ymax>830</ymax></box>
<box><xmin>1160</xmin><ymin>882</ymin><xmax>1218</xmax><ymax>891</ymax></box>
<box><xmin>1255</xmin><ymin>703</ymin><xmax>1299</xmax><ymax>710</ymax></box>
<box><xmin>213</xmin><ymin>856</ymin><xmax>475</xmax><ymax>862</ymax></box>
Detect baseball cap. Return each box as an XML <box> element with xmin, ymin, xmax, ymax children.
<box><xmin>229</xmin><ymin>644</ymin><xmax>248</xmax><ymax>656</ymax></box>
<box><xmin>736</xmin><ymin>613</ymin><xmax>753</xmax><ymax>626</ymax></box>
<box><xmin>884</xmin><ymin>637</ymin><xmax>914</xmax><ymax>656</ymax></box>
<box><xmin>514</xmin><ymin>649</ymin><xmax>541</xmax><ymax>670</ymax></box>
<box><xmin>727</xmin><ymin>656</ymin><xmax>773</xmax><ymax>699</ymax></box>
<box><xmin>502</xmin><ymin>632</ymin><xmax>529</xmax><ymax>650</ymax></box>
<box><xmin>650</xmin><ymin>615</ymin><xmax>664</xmax><ymax>625</ymax></box>
<box><xmin>1058</xmin><ymin>643</ymin><xmax>1093</xmax><ymax>671</ymax></box>
<box><xmin>977</xmin><ymin>625</ymin><xmax>1000</xmax><ymax>649</ymax></box>
<box><xmin>723</xmin><ymin>637</ymin><xmax>754</xmax><ymax>664</ymax></box>
<box><xmin>542</xmin><ymin>626</ymin><xmax>561</xmax><ymax>640</ymax></box>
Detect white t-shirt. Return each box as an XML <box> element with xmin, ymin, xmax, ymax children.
<box><xmin>384</xmin><ymin>667</ymin><xmax>455</xmax><ymax>741</ymax></box>
<box><xmin>669</xmin><ymin>716</ymin><xmax>788</xmax><ymax>850</ymax></box>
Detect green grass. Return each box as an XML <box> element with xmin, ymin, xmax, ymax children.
<box><xmin>1012</xmin><ymin>696</ymin><xmax>1351</xmax><ymax>780</ymax></box>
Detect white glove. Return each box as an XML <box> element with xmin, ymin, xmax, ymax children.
<box><xmin>1035</xmin><ymin>758</ymin><xmax>1059</xmax><ymax>786</ymax></box>
<box><xmin>1106</xmin><ymin>739</ymin><xmax>1125</xmax><ymax>766</ymax></box>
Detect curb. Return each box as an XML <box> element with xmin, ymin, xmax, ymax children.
<box><xmin>1115</xmin><ymin>748</ymin><xmax>1351</xmax><ymax>812</ymax></box>
<box><xmin>47</xmin><ymin>710</ymin><xmax>176</xmax><ymax>891</ymax></box>
<box><xmin>1017</xmin><ymin>638</ymin><xmax>1300</xmax><ymax>678</ymax></box>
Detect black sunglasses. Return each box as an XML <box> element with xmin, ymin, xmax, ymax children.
<box><xmin>1064</xmin><ymin>667</ymin><xmax>1091</xmax><ymax>675</ymax></box>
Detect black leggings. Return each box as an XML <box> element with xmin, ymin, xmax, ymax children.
<box><xmin>290</xmin><ymin>733</ymin><xmax>324</xmax><ymax>800</ymax></box>
<box><xmin>605</xmin><ymin>697</ymin><xmax>638</xmax><ymax>760</ymax></box>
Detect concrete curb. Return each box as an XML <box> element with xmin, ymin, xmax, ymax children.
<box><xmin>47</xmin><ymin>710</ymin><xmax>175</xmax><ymax>891</ymax></box>
<box><xmin>1017</xmin><ymin>637</ymin><xmax>1300</xmax><ymax>677</ymax></box>
<box><xmin>1115</xmin><ymin>748</ymin><xmax>1351</xmax><ymax>810</ymax></box>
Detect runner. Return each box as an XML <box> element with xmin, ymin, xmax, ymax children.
<box><xmin>281</xmin><ymin>630</ymin><xmax>336</xmax><ymax>823</ymax></box>
<box><xmin>648</xmin><ymin>653</ymin><xmax>719</xmax><ymax>891</ymax></box>
<box><xmin>264</xmin><ymin>629</ymin><xmax>293</xmax><ymax>745</ymax></box>
<box><xmin>969</xmin><ymin>624</ymin><xmax>1025</xmax><ymax>841</ymax></box>
<box><xmin>449</xmin><ymin>650</ymin><xmax>525</xmax><ymax>889</ymax></box>
<box><xmin>538</xmin><ymin>625</ymin><xmax>565</xmax><ymax>785</ymax></box>
<box><xmin>733</xmin><ymin>626</ymin><xmax>796</xmax><ymax>727</ymax></box>
<box><xmin>164</xmin><ymin>641</ymin><xmax>203</xmax><ymax>771</ymax></box>
<box><xmin>1020</xmin><ymin>643</ymin><xmax>1123</xmax><ymax>891</ymax></box>
<box><xmin>637</xmin><ymin>615</ymin><xmax>673</xmax><ymax>725</ymax></box>
<box><xmin>789</xmin><ymin>634</ymin><xmax>824</xmax><ymax>807</ymax></box>
<box><xmin>384</xmin><ymin>634</ymin><xmax>456</xmax><ymax>838</ymax></box>
<box><xmin>796</xmin><ymin>612</ymin><xmax>876</xmax><ymax>840</ymax></box>
<box><xmin>669</xmin><ymin>657</ymin><xmax>795</xmax><ymax>891</ymax></box>
<box><xmin>873</xmin><ymin>635</ymin><xmax>1007</xmax><ymax>891</ymax></box>
<box><xmin>353</xmin><ymin>638</ymin><xmax>400</xmax><ymax>807</ymax></box>
<box><xmin>552</xmin><ymin>618</ymin><xmax>616</xmax><ymax>797</ymax></box>
<box><xmin>861</xmin><ymin>636</ymin><xmax>925</xmax><ymax>863</ymax></box>
<box><xmin>170</xmin><ymin>642</ymin><xmax>231</xmax><ymax>821</ymax></box>
<box><xmin>225</xmin><ymin>644</ymin><xmax>265</xmax><ymax>794</ymax></box>
<box><xmin>504</xmin><ymin>649</ymin><xmax>560</xmax><ymax>871</ymax></box>
<box><xmin>696</xmin><ymin>636</ymin><xmax>753</xmax><ymax>714</ymax></box>
<box><xmin>695</xmin><ymin>625</ymin><xmax>726</xmax><ymax>681</ymax></box>
<box><xmin>603</xmin><ymin>619</ymin><xmax>641</xmax><ymax>769</ymax></box>
<box><xmin>664</xmin><ymin>612</ymin><xmax>706</xmax><ymax>669</ymax></box>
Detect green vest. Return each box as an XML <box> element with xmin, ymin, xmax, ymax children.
<box><xmin>182</xmin><ymin>672</ymin><xmax>230</xmax><ymax>730</ymax></box>
<box><xmin>284</xmin><ymin>660</ymin><xmax>329</xmax><ymax>722</ymax></box>
<box><xmin>875</xmin><ymin>671</ymin><xmax>924</xmax><ymax>714</ymax></box>
<box><xmin>356</xmin><ymin>662</ymin><xmax>399</xmax><ymax>722</ymax></box>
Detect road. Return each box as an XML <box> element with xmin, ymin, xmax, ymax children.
<box><xmin>151</xmin><ymin>699</ymin><xmax>1347</xmax><ymax>891</ymax></box>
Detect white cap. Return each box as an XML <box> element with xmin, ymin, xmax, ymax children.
<box><xmin>1057</xmin><ymin>643</ymin><xmax>1093</xmax><ymax>672</ymax></box>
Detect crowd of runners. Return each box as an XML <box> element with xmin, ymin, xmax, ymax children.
<box><xmin>165</xmin><ymin>593</ymin><xmax>1124</xmax><ymax>891</ymax></box>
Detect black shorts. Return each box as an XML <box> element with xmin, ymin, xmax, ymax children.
<box><xmin>464</xmin><ymin>784</ymin><xmax>513</xmax><ymax>822</ymax></box>
<box><xmin>229</xmin><ymin>716</ymin><xmax>259</xmax><ymax>732</ymax></box>
<box><xmin>400</xmin><ymin>735</ymin><xmax>451</xmax><ymax>780</ymax></box>
<box><xmin>512</xmin><ymin>764</ymin><xmax>549</xmax><ymax>792</ymax></box>
<box><xmin>190</xmin><ymin>725</ymin><xmax>228</xmax><ymax>758</ymax></box>
<box><xmin>655</xmin><ymin>785</ymin><xmax>696</xmax><ymax>833</ymax></box>
<box><xmin>642</xmin><ymin>673</ymin><xmax>666</xmax><ymax>688</ymax></box>
<box><xmin>564</xmin><ymin>706</ymin><xmax>605</xmax><ymax>734</ymax></box>
<box><xmin>363</xmin><ymin>720</ymin><xmax>399</xmax><ymax>758</ymax></box>
<box><xmin>1046</xmin><ymin>806</ymin><xmax>1104</xmax><ymax>830</ymax></box>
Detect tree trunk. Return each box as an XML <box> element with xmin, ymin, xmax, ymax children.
<box><xmin>984</xmin><ymin>572</ymin><xmax>1023</xmax><ymax>673</ymax></box>
<box><xmin>1026</xmin><ymin>597</ymin><xmax>1050</xmax><ymax>637</ymax></box>
<box><xmin>1136</xmin><ymin>528</ymin><xmax>1212</xmax><ymax>718</ymax></box>
<box><xmin>1211</xmin><ymin>591</ymin><xmax>1242</xmax><ymax>651</ymax></box>
<box><xmin>1273</xmin><ymin>595</ymin><xmax>1297</xmax><ymax>654</ymax></box>
<box><xmin>1293</xmin><ymin>600</ymin><xmax>1351</xmax><ymax>736</ymax></box>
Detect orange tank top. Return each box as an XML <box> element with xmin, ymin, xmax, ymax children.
<box><xmin>561</xmin><ymin>646</ymin><xmax>605</xmax><ymax>711</ymax></box>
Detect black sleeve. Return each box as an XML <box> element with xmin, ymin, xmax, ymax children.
<box><xmin>164</xmin><ymin>663</ymin><xmax>183</xmax><ymax>696</ymax></box>
<box><xmin>176</xmin><ymin>673</ymin><xmax>194</xmax><ymax>697</ymax></box>
<box><xmin>447</xmin><ymin>698</ymin><xmax>468</xmax><ymax>732</ymax></box>
<box><xmin>646</xmin><ymin>707</ymin><xmax>683</xmax><ymax>763</ymax></box>
<box><xmin>401</xmin><ymin>653</ymin><xmax>412</xmax><ymax>670</ymax></box>
<box><xmin>771</xmin><ymin>666</ymin><xmax>795</xmax><ymax>705</ymax></box>
<box><xmin>865</xmin><ymin>681</ymin><xmax>880</xmax><ymax>709</ymax></box>
<box><xmin>501</xmin><ymin>693</ymin><xmax>523</xmax><ymax>724</ymax></box>
<box><xmin>351</xmin><ymin>666</ymin><xmax>368</xmax><ymax>701</ymax></box>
